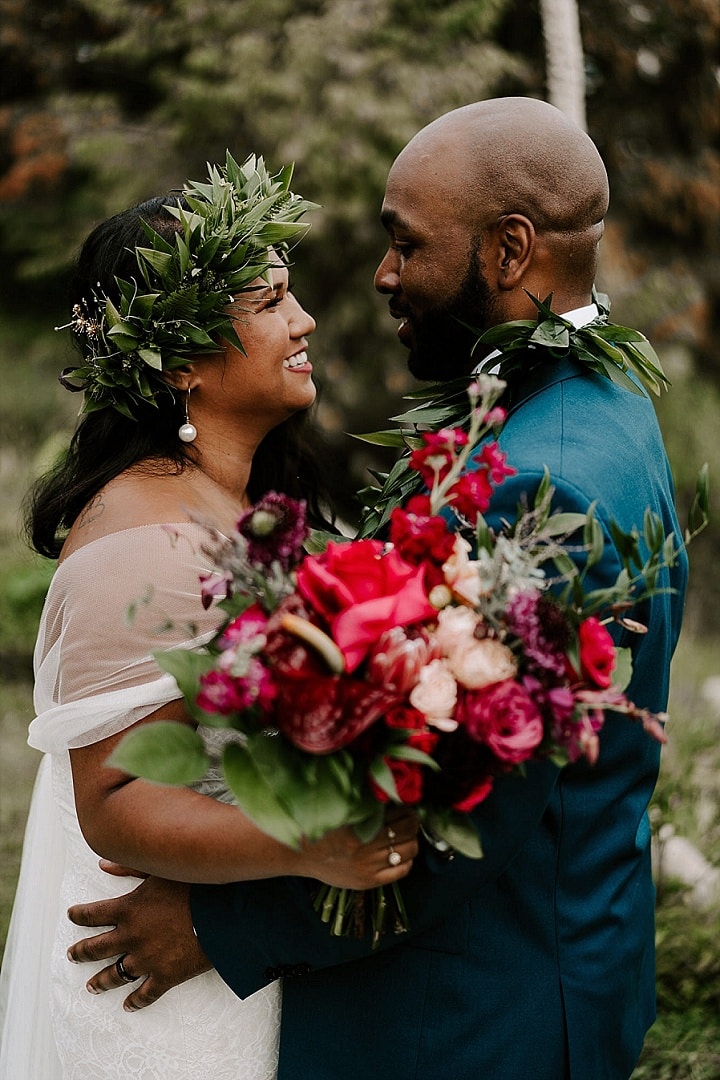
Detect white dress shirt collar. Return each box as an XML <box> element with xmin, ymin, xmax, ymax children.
<box><xmin>472</xmin><ymin>302</ymin><xmax>600</xmax><ymax>375</ymax></box>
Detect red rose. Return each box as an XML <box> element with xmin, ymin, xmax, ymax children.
<box><xmin>572</xmin><ymin>617</ymin><xmax>616</xmax><ymax>689</ymax></box>
<box><xmin>296</xmin><ymin>540</ymin><xmax>435</xmax><ymax>673</ymax></box>
<box><xmin>452</xmin><ymin>775</ymin><xmax>494</xmax><ymax>812</ymax></box>
<box><xmin>370</xmin><ymin>759</ymin><xmax>425</xmax><ymax>805</ymax></box>
<box><xmin>384</xmin><ymin>705</ymin><xmax>427</xmax><ymax>730</ymax></box>
<box><xmin>388</xmin><ymin>505</ymin><xmax>456</xmax><ymax>588</ymax></box>
<box><xmin>457</xmin><ymin>679</ymin><xmax>544</xmax><ymax>764</ymax></box>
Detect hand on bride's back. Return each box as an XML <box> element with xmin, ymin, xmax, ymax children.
<box><xmin>295</xmin><ymin>809</ymin><xmax>420</xmax><ymax>890</ymax></box>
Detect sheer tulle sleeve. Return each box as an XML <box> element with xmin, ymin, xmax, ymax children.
<box><xmin>28</xmin><ymin>523</ymin><xmax>223</xmax><ymax>753</ymax></box>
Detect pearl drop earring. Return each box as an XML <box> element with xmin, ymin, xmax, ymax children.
<box><xmin>178</xmin><ymin>387</ymin><xmax>197</xmax><ymax>443</ymax></box>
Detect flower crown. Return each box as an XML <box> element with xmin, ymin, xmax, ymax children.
<box><xmin>57</xmin><ymin>152</ymin><xmax>318</xmax><ymax>419</ymax></box>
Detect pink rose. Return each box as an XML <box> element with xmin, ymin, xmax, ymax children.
<box><xmin>457</xmin><ymin>679</ymin><xmax>544</xmax><ymax>763</ymax></box>
<box><xmin>448</xmin><ymin>637</ymin><xmax>518</xmax><ymax>690</ymax></box>
<box><xmin>433</xmin><ymin>604</ymin><xmax>480</xmax><ymax>653</ymax></box>
<box><xmin>408</xmin><ymin>658</ymin><xmax>458</xmax><ymax>731</ymax></box>
<box><xmin>296</xmin><ymin>540</ymin><xmax>435</xmax><ymax>673</ymax></box>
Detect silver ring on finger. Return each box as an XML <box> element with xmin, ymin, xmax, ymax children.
<box><xmin>115</xmin><ymin>954</ymin><xmax>140</xmax><ymax>984</ymax></box>
<box><xmin>387</xmin><ymin>845</ymin><xmax>402</xmax><ymax>867</ymax></box>
<box><xmin>386</xmin><ymin>826</ymin><xmax>397</xmax><ymax>842</ymax></box>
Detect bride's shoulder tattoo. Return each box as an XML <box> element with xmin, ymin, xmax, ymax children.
<box><xmin>77</xmin><ymin>493</ymin><xmax>106</xmax><ymax>529</ymax></box>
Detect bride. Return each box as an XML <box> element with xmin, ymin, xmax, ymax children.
<box><xmin>0</xmin><ymin>155</ymin><xmax>418</xmax><ymax>1078</ymax></box>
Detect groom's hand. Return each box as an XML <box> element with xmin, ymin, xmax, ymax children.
<box><xmin>67</xmin><ymin>866</ymin><xmax>212</xmax><ymax>1011</ymax></box>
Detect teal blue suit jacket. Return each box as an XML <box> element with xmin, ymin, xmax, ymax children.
<box><xmin>191</xmin><ymin>358</ymin><xmax>688</xmax><ymax>1080</ymax></box>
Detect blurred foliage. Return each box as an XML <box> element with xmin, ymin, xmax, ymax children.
<box><xmin>1</xmin><ymin>0</ymin><xmax>718</xmax><ymax>530</ymax></box>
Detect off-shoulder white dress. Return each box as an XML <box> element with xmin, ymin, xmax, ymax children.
<box><xmin>0</xmin><ymin>524</ymin><xmax>281</xmax><ymax>1079</ymax></box>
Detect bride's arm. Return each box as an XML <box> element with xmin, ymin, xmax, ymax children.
<box><xmin>70</xmin><ymin>701</ymin><xmax>418</xmax><ymax>890</ymax></box>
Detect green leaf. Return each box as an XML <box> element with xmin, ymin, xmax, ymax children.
<box><xmin>368</xmin><ymin>757</ymin><xmax>399</xmax><ymax>801</ymax></box>
<box><xmin>152</xmin><ymin>648</ymin><xmax>217</xmax><ymax>722</ymax></box>
<box><xmin>424</xmin><ymin>809</ymin><xmax>484</xmax><ymax>859</ymax></box>
<box><xmin>109</xmin><ymin>721</ymin><xmax>209</xmax><ymax>785</ymax></box>
<box><xmin>613</xmin><ymin>646</ymin><xmax>634</xmax><ymax>692</ymax></box>
<box><xmin>138</xmin><ymin>348</ymin><xmax>163</xmax><ymax>370</ymax></box>
<box><xmin>687</xmin><ymin>463</ymin><xmax>710</xmax><ymax>540</ymax></box>
<box><xmin>388</xmin><ymin>744</ymin><xmax>440</xmax><ymax>769</ymax></box>
<box><xmin>248</xmin><ymin>735</ymin><xmax>356</xmax><ymax>842</ymax></box>
<box><xmin>583</xmin><ymin>506</ymin><xmax>605</xmax><ymax>569</ymax></box>
<box><xmin>542</xmin><ymin>512</ymin><xmax>588</xmax><ymax>538</ymax></box>
<box><xmin>352</xmin><ymin>429</ymin><xmax>414</xmax><ymax>448</ymax></box>
<box><xmin>222</xmin><ymin>742</ymin><xmax>304</xmax><ymax>848</ymax></box>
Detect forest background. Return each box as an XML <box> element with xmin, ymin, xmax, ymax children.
<box><xmin>0</xmin><ymin>1</ymin><xmax>718</xmax><ymax>1075</ymax></box>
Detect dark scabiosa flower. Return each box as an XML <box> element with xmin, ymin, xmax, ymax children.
<box><xmin>236</xmin><ymin>492</ymin><xmax>309</xmax><ymax>572</ymax></box>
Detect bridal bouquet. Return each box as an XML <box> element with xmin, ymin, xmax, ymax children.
<box><xmin>114</xmin><ymin>376</ymin><xmax>694</xmax><ymax>942</ymax></box>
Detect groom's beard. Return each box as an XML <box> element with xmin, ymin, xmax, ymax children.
<box><xmin>407</xmin><ymin>256</ymin><xmax>500</xmax><ymax>382</ymax></box>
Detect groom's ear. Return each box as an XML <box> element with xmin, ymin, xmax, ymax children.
<box><xmin>490</xmin><ymin>214</ymin><xmax>536</xmax><ymax>291</ymax></box>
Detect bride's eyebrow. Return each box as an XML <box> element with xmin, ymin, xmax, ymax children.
<box><xmin>232</xmin><ymin>283</ymin><xmax>280</xmax><ymax>305</ymax></box>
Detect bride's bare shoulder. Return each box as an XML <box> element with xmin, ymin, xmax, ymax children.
<box><xmin>60</xmin><ymin>466</ymin><xmax>216</xmax><ymax>561</ymax></box>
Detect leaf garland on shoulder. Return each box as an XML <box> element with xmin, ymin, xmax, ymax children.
<box><xmin>355</xmin><ymin>292</ymin><xmax>669</xmax><ymax>538</ymax></box>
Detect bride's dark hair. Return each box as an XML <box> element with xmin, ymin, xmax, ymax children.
<box><xmin>27</xmin><ymin>196</ymin><xmax>331</xmax><ymax>558</ymax></box>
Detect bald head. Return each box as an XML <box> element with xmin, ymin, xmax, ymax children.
<box><xmin>377</xmin><ymin>98</ymin><xmax>610</xmax><ymax>333</ymax></box>
<box><xmin>397</xmin><ymin>97</ymin><xmax>609</xmax><ymax>235</ymax></box>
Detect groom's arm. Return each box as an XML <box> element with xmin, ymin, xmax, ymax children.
<box><xmin>66</xmin><ymin>756</ymin><xmax>558</xmax><ymax>1007</ymax></box>
<box><xmin>191</xmin><ymin>756</ymin><xmax>560</xmax><ymax>998</ymax></box>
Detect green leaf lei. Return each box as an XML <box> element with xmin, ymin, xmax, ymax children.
<box><xmin>57</xmin><ymin>152</ymin><xmax>318</xmax><ymax>419</ymax></box>
<box><xmin>355</xmin><ymin>292</ymin><xmax>669</xmax><ymax>538</ymax></box>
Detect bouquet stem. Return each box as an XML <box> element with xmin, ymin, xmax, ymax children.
<box><xmin>312</xmin><ymin>883</ymin><xmax>410</xmax><ymax>947</ymax></box>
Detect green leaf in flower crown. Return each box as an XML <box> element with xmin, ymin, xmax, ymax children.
<box><xmin>109</xmin><ymin>720</ymin><xmax>209</xmax><ymax>785</ymax></box>
<box><xmin>136</xmin><ymin>246</ymin><xmax>174</xmax><ymax>279</ymax></box>
<box><xmin>138</xmin><ymin>348</ymin><xmax>163</xmax><ymax>370</ymax></box>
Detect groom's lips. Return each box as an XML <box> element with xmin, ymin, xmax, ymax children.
<box><xmin>389</xmin><ymin>304</ymin><xmax>413</xmax><ymax>347</ymax></box>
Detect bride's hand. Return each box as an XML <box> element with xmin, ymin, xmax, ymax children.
<box><xmin>293</xmin><ymin>809</ymin><xmax>420</xmax><ymax>890</ymax></box>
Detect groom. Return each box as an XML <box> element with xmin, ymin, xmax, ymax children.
<box><xmin>68</xmin><ymin>98</ymin><xmax>688</xmax><ymax>1079</ymax></box>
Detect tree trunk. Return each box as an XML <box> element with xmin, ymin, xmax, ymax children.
<box><xmin>539</xmin><ymin>0</ymin><xmax>587</xmax><ymax>130</ymax></box>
